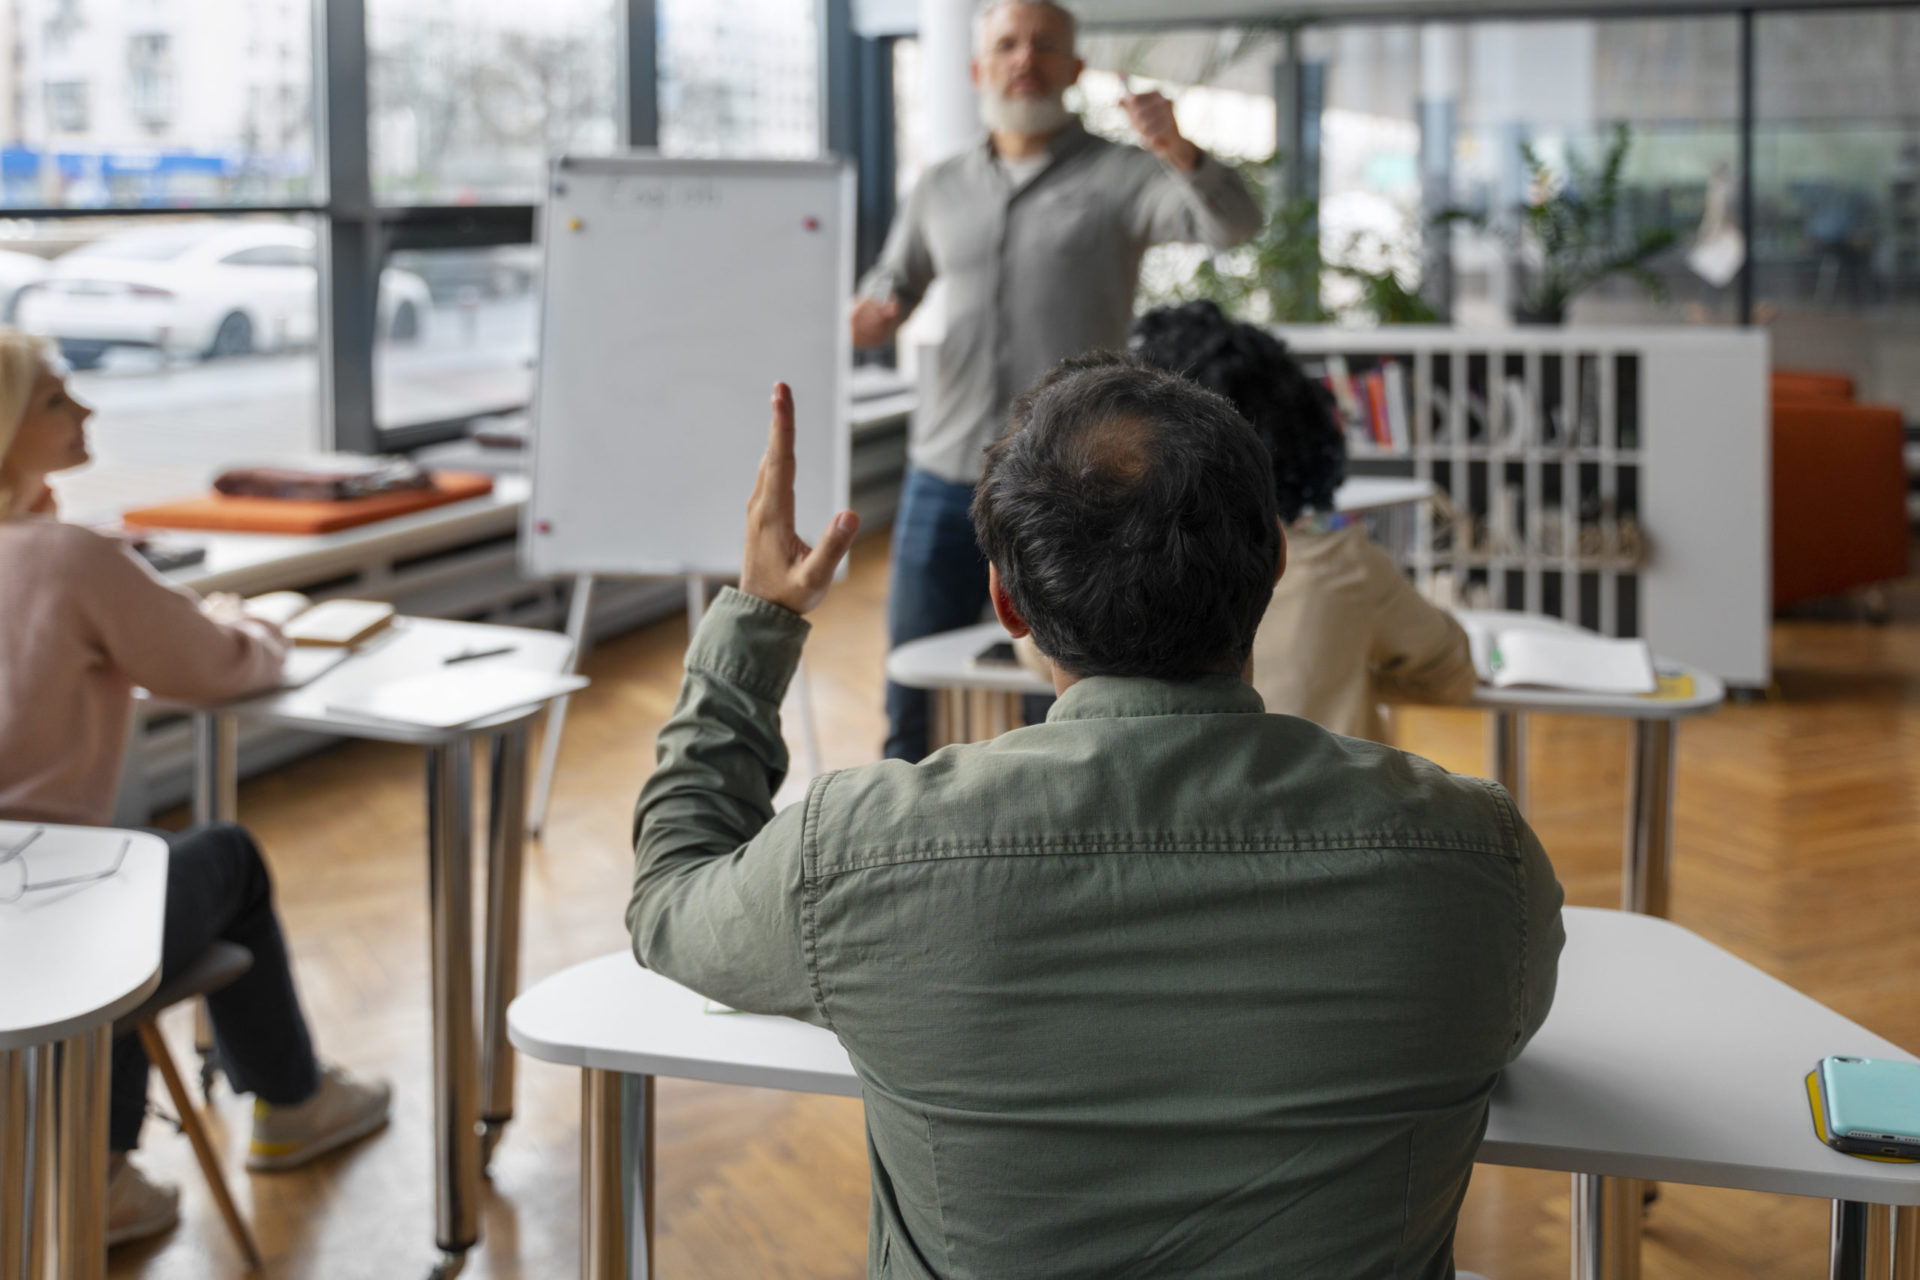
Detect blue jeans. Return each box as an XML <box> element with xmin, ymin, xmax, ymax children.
<box><xmin>886</xmin><ymin>468</ymin><xmax>991</xmax><ymax>762</ymax></box>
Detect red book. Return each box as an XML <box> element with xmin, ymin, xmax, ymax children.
<box><xmin>1364</xmin><ymin>371</ymin><xmax>1390</xmax><ymax>448</ymax></box>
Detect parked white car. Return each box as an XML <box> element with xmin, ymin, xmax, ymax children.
<box><xmin>0</xmin><ymin>250</ymin><xmax>50</xmax><ymax>323</ymax></box>
<box><xmin>16</xmin><ymin>222</ymin><xmax>431</xmax><ymax>368</ymax></box>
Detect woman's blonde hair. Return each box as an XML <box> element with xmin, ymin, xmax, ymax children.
<box><xmin>0</xmin><ymin>330</ymin><xmax>56</xmax><ymax>518</ymax></box>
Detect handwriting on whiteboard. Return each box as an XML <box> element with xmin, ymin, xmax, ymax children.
<box><xmin>608</xmin><ymin>178</ymin><xmax>723</xmax><ymax>229</ymax></box>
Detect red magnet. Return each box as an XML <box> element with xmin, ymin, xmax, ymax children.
<box><xmin>803</xmin><ymin>216</ymin><xmax>820</xmax><ymax>231</ymax></box>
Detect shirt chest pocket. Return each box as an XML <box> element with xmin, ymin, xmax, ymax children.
<box><xmin>1014</xmin><ymin>190</ymin><xmax>1114</xmax><ymax>262</ymax></box>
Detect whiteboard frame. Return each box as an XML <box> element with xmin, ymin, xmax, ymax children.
<box><xmin>522</xmin><ymin>153</ymin><xmax>856</xmax><ymax>580</ymax></box>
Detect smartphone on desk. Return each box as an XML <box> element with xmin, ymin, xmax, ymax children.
<box><xmin>1816</xmin><ymin>1056</ymin><xmax>1920</xmax><ymax>1159</ymax></box>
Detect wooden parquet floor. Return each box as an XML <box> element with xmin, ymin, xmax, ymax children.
<box><xmin>111</xmin><ymin>539</ymin><xmax>1920</xmax><ymax>1280</ymax></box>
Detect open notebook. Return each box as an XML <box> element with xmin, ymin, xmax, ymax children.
<box><xmin>246</xmin><ymin>592</ymin><xmax>396</xmax><ymax>647</ymax></box>
<box><xmin>1457</xmin><ymin>616</ymin><xmax>1657</xmax><ymax>695</ymax></box>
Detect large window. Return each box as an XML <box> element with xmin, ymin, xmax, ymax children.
<box><xmin>7</xmin><ymin>0</ymin><xmax>316</xmax><ymax>209</ymax></box>
<box><xmin>367</xmin><ymin>0</ymin><xmax>620</xmax><ymax>205</ymax></box>
<box><xmin>658</xmin><ymin>0</ymin><xmax>822</xmax><ymax>159</ymax></box>
<box><xmin>22</xmin><ymin>213</ymin><xmax>321</xmax><ymax>523</ymax></box>
<box><xmin>1756</xmin><ymin>7</ymin><xmax>1920</xmax><ymax>416</ymax></box>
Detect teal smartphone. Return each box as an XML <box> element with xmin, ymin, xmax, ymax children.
<box><xmin>1817</xmin><ymin>1056</ymin><xmax>1920</xmax><ymax>1158</ymax></box>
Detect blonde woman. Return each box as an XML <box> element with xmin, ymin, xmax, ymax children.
<box><xmin>0</xmin><ymin>333</ymin><xmax>389</xmax><ymax>1248</ymax></box>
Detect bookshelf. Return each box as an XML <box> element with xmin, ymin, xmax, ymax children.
<box><xmin>1278</xmin><ymin>325</ymin><xmax>1771</xmax><ymax>687</ymax></box>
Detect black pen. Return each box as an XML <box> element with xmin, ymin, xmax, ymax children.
<box><xmin>444</xmin><ymin>646</ymin><xmax>515</xmax><ymax>665</ymax></box>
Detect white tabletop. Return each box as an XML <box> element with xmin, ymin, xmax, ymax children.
<box><xmin>886</xmin><ymin>613</ymin><xmax>1725</xmax><ymax>723</ymax></box>
<box><xmin>885</xmin><ymin>622</ymin><xmax>1048</xmax><ymax>696</ymax></box>
<box><xmin>509</xmin><ymin>953</ymin><xmax>862</xmax><ymax>1098</ymax></box>
<box><xmin>163</xmin><ymin>476</ymin><xmax>527</xmax><ymax>597</ymax></box>
<box><xmin>1459</xmin><ymin>609</ymin><xmax>1726</xmax><ymax>719</ymax></box>
<box><xmin>220</xmin><ymin>617</ymin><xmax>577</xmax><ymax>745</ymax></box>
<box><xmin>0</xmin><ymin>824</ymin><xmax>169</xmax><ymax>1049</ymax></box>
<box><xmin>509</xmin><ymin>908</ymin><xmax>1920</xmax><ymax>1205</ymax></box>
<box><xmin>1333</xmin><ymin>476</ymin><xmax>1436</xmax><ymax>514</ymax></box>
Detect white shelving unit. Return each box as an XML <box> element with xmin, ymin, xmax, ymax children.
<box><xmin>1276</xmin><ymin>325</ymin><xmax>1771</xmax><ymax>687</ymax></box>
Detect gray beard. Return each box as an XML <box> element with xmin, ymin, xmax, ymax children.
<box><xmin>978</xmin><ymin>91</ymin><xmax>1073</xmax><ymax>138</ymax></box>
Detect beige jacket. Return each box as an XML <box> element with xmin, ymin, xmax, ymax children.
<box><xmin>1253</xmin><ymin>524</ymin><xmax>1475</xmax><ymax>741</ymax></box>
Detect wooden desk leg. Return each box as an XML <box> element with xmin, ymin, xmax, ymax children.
<box><xmin>2</xmin><ymin>1049</ymin><xmax>28</xmax><ymax>1280</ymax></box>
<box><xmin>1623</xmin><ymin>721</ymin><xmax>1678</xmax><ymax>917</ymax></box>
<box><xmin>54</xmin><ymin>1026</ymin><xmax>111</xmax><ymax>1280</ymax></box>
<box><xmin>580</xmin><ymin>1070</ymin><xmax>654</xmax><ymax>1280</ymax></box>
<box><xmin>426</xmin><ymin>741</ymin><xmax>480</xmax><ymax>1280</ymax></box>
<box><xmin>1572</xmin><ymin>1173</ymin><xmax>1641</xmax><ymax>1280</ymax></box>
<box><xmin>1892</xmin><ymin>1204</ymin><xmax>1920</xmax><ymax>1280</ymax></box>
<box><xmin>1488</xmin><ymin>712</ymin><xmax>1528</xmax><ymax>814</ymax></box>
<box><xmin>480</xmin><ymin>727</ymin><xmax>531</xmax><ymax>1174</ymax></box>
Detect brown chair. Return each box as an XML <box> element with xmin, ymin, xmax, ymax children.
<box><xmin>1771</xmin><ymin>388</ymin><xmax>1909</xmax><ymax>612</ymax></box>
<box><xmin>113</xmin><ymin>942</ymin><xmax>263</xmax><ymax>1270</ymax></box>
<box><xmin>1772</xmin><ymin>368</ymin><xmax>1856</xmax><ymax>405</ymax></box>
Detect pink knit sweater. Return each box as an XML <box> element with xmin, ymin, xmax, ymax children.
<box><xmin>0</xmin><ymin>518</ymin><xmax>287</xmax><ymax>825</ymax></box>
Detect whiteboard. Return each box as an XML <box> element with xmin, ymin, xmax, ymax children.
<box><xmin>525</xmin><ymin>155</ymin><xmax>854</xmax><ymax>578</ymax></box>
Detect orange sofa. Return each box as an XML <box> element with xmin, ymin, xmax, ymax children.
<box><xmin>1771</xmin><ymin>369</ymin><xmax>1909</xmax><ymax>612</ymax></box>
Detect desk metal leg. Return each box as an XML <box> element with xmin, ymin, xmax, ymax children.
<box><xmin>427</xmin><ymin>741</ymin><xmax>480</xmax><ymax>1280</ymax></box>
<box><xmin>1572</xmin><ymin>1173</ymin><xmax>1641</xmax><ymax>1280</ymax></box>
<box><xmin>2</xmin><ymin>1049</ymin><xmax>28</xmax><ymax>1280</ymax></box>
<box><xmin>54</xmin><ymin>1027</ymin><xmax>110</xmax><ymax>1280</ymax></box>
<box><xmin>581</xmin><ymin>1070</ymin><xmax>653</xmax><ymax>1280</ymax></box>
<box><xmin>26</xmin><ymin>1045</ymin><xmax>52</xmax><ymax>1280</ymax></box>
<box><xmin>1623</xmin><ymin>721</ymin><xmax>1678</xmax><ymax>917</ymax></box>
<box><xmin>1489</xmin><ymin>712</ymin><xmax>1528</xmax><ymax>813</ymax></box>
<box><xmin>191</xmin><ymin>712</ymin><xmax>237</xmax><ymax>1096</ymax></box>
<box><xmin>480</xmin><ymin>727</ymin><xmax>530</xmax><ymax>1173</ymax></box>
<box><xmin>1893</xmin><ymin>1205</ymin><xmax>1920</xmax><ymax>1280</ymax></box>
<box><xmin>1831</xmin><ymin>1200</ymin><xmax>1906</xmax><ymax>1280</ymax></box>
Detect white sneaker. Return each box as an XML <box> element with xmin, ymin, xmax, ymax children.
<box><xmin>106</xmin><ymin>1158</ymin><xmax>180</xmax><ymax>1247</ymax></box>
<box><xmin>246</xmin><ymin>1064</ymin><xmax>391</xmax><ymax>1172</ymax></box>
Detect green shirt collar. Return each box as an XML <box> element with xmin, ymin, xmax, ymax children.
<box><xmin>1046</xmin><ymin>674</ymin><xmax>1266</xmax><ymax>723</ymax></box>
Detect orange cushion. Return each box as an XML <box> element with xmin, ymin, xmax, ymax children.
<box><xmin>1772</xmin><ymin>369</ymin><xmax>1856</xmax><ymax>404</ymax></box>
<box><xmin>1772</xmin><ymin>402</ymin><xmax>1907</xmax><ymax>609</ymax></box>
<box><xmin>124</xmin><ymin>471</ymin><xmax>495</xmax><ymax>535</ymax></box>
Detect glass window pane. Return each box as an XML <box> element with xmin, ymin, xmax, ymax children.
<box><xmin>375</xmin><ymin>245</ymin><xmax>539</xmax><ymax>431</ymax></box>
<box><xmin>367</xmin><ymin>0</ymin><xmax>620</xmax><ymax>205</ymax></box>
<box><xmin>658</xmin><ymin>0</ymin><xmax>821</xmax><ymax>158</ymax></box>
<box><xmin>0</xmin><ymin>0</ymin><xmax>316</xmax><ymax>208</ymax></box>
<box><xmin>14</xmin><ymin>214</ymin><xmax>319</xmax><ymax>522</ymax></box>
<box><xmin>1429</xmin><ymin>17</ymin><xmax>1741</xmax><ymax>326</ymax></box>
<box><xmin>1757</xmin><ymin>6</ymin><xmax>1920</xmax><ymax>417</ymax></box>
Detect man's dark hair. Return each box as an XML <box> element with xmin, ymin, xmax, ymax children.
<box><xmin>1129</xmin><ymin>301</ymin><xmax>1346</xmax><ymax>523</ymax></box>
<box><xmin>972</xmin><ymin>352</ymin><xmax>1281</xmax><ymax>681</ymax></box>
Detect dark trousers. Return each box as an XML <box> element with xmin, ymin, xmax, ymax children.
<box><xmin>886</xmin><ymin>468</ymin><xmax>991</xmax><ymax>762</ymax></box>
<box><xmin>110</xmin><ymin>823</ymin><xmax>320</xmax><ymax>1151</ymax></box>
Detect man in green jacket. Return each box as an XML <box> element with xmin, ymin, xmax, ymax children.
<box><xmin>630</xmin><ymin>356</ymin><xmax>1565</xmax><ymax>1279</ymax></box>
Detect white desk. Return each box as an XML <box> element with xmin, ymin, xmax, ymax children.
<box><xmin>1</xmin><ymin>823</ymin><xmax>169</xmax><ymax>1280</ymax></box>
<box><xmin>887</xmin><ymin>611</ymin><xmax>1723</xmax><ymax>920</ymax></box>
<box><xmin>509</xmin><ymin>908</ymin><xmax>1920</xmax><ymax>1280</ymax></box>
<box><xmin>193</xmin><ymin>618</ymin><xmax>574</xmax><ymax>1280</ymax></box>
<box><xmin>1460</xmin><ymin>609</ymin><xmax>1726</xmax><ymax>918</ymax></box>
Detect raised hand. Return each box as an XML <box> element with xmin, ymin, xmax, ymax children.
<box><xmin>738</xmin><ymin>383</ymin><xmax>860</xmax><ymax>616</ymax></box>
<box><xmin>1120</xmin><ymin>86</ymin><xmax>1200</xmax><ymax>174</ymax></box>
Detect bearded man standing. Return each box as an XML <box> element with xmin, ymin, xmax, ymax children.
<box><xmin>854</xmin><ymin>0</ymin><xmax>1264</xmax><ymax>762</ymax></box>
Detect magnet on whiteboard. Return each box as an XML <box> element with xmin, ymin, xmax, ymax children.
<box><xmin>567</xmin><ymin>218</ymin><xmax>585</xmax><ymax>232</ymax></box>
<box><xmin>803</xmin><ymin>216</ymin><xmax>819</xmax><ymax>231</ymax></box>
<box><xmin>537</xmin><ymin>520</ymin><xmax>553</xmax><ymax>534</ymax></box>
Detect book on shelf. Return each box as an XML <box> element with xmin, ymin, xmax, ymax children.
<box><xmin>1381</xmin><ymin>360</ymin><xmax>1410</xmax><ymax>452</ymax></box>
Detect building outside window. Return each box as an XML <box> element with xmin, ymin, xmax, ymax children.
<box><xmin>127</xmin><ymin>31</ymin><xmax>173</xmax><ymax>131</ymax></box>
<box><xmin>658</xmin><ymin>0</ymin><xmax>822</xmax><ymax>159</ymax></box>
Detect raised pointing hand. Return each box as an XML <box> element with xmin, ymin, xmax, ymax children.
<box><xmin>738</xmin><ymin>383</ymin><xmax>859</xmax><ymax>616</ymax></box>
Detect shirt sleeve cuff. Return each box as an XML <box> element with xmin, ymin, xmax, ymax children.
<box><xmin>685</xmin><ymin>586</ymin><xmax>812</xmax><ymax>704</ymax></box>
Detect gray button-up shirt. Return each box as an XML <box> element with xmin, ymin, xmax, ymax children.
<box><xmin>862</xmin><ymin>119</ymin><xmax>1264</xmax><ymax>484</ymax></box>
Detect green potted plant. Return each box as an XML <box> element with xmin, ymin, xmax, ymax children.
<box><xmin>1438</xmin><ymin>123</ymin><xmax>1678</xmax><ymax>325</ymax></box>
